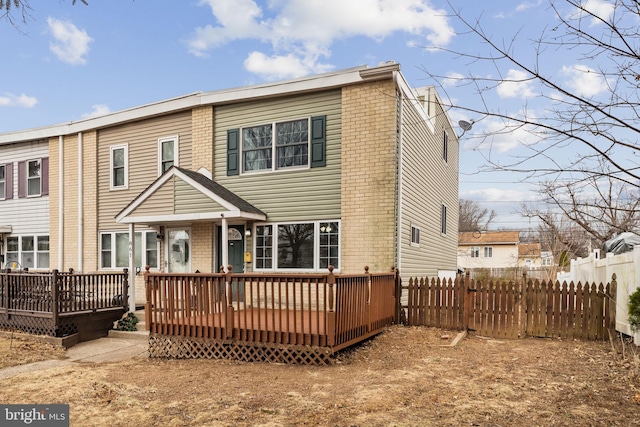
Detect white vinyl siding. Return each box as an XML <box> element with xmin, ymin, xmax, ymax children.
<box><xmin>0</xmin><ymin>140</ymin><xmax>49</xmax><ymax>236</ymax></box>
<box><xmin>0</xmin><ymin>164</ymin><xmax>4</xmax><ymax>200</ymax></box>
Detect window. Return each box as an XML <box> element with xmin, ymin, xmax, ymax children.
<box><xmin>411</xmin><ymin>225</ymin><xmax>420</xmax><ymax>246</ymax></box>
<box><xmin>0</xmin><ymin>164</ymin><xmax>4</xmax><ymax>199</ymax></box>
<box><xmin>27</xmin><ymin>159</ymin><xmax>41</xmax><ymax>196</ymax></box>
<box><xmin>442</xmin><ymin>130</ymin><xmax>448</xmax><ymax>162</ymax></box>
<box><xmin>255</xmin><ymin>225</ymin><xmax>273</xmax><ymax>269</ymax></box>
<box><xmin>484</xmin><ymin>247</ymin><xmax>493</xmax><ymax>258</ymax></box>
<box><xmin>110</xmin><ymin>145</ymin><xmax>128</xmax><ymax>190</ymax></box>
<box><xmin>4</xmin><ymin>235</ymin><xmax>49</xmax><ymax>269</ymax></box>
<box><xmin>471</xmin><ymin>246</ymin><xmax>479</xmax><ymax>258</ymax></box>
<box><xmin>319</xmin><ymin>222</ymin><xmax>339</xmax><ymax>269</ymax></box>
<box><xmin>158</xmin><ymin>136</ymin><xmax>179</xmax><ymax>175</ymax></box>
<box><xmin>254</xmin><ymin>221</ymin><xmax>340</xmax><ymax>271</ymax></box>
<box><xmin>242</xmin><ymin>118</ymin><xmax>309</xmax><ymax>173</ymax></box>
<box><xmin>441</xmin><ymin>204</ymin><xmax>447</xmax><ymax>235</ymax></box>
<box><xmin>100</xmin><ymin>231</ymin><xmax>159</xmax><ymax>270</ymax></box>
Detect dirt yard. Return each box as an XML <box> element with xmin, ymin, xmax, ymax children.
<box><xmin>1</xmin><ymin>326</ymin><xmax>639</xmax><ymax>426</ymax></box>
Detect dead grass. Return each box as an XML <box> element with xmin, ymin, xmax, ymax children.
<box><xmin>1</xmin><ymin>326</ymin><xmax>639</xmax><ymax>426</ymax></box>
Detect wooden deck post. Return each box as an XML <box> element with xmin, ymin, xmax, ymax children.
<box><xmin>393</xmin><ymin>267</ymin><xmax>402</xmax><ymax>324</ymax></box>
<box><xmin>122</xmin><ymin>268</ymin><xmax>129</xmax><ymax>311</ymax></box>
<box><xmin>327</xmin><ymin>265</ymin><xmax>336</xmax><ymax>347</ymax></box>
<box><xmin>52</xmin><ymin>269</ymin><xmax>59</xmax><ymax>328</ymax></box>
<box><xmin>144</xmin><ymin>266</ymin><xmax>151</xmax><ymax>331</ymax></box>
<box><xmin>225</xmin><ymin>265</ymin><xmax>234</xmax><ymax>338</ymax></box>
<box><xmin>365</xmin><ymin>266</ymin><xmax>371</xmax><ymax>332</ymax></box>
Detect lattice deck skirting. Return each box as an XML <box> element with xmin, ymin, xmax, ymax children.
<box><xmin>149</xmin><ymin>333</ymin><xmax>334</xmax><ymax>365</ymax></box>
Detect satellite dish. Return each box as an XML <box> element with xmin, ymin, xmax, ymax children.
<box><xmin>458</xmin><ymin>120</ymin><xmax>473</xmax><ymax>132</ymax></box>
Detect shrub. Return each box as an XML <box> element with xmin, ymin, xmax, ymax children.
<box><xmin>114</xmin><ymin>312</ymin><xmax>139</xmax><ymax>331</ymax></box>
<box><xmin>629</xmin><ymin>287</ymin><xmax>640</xmax><ymax>332</ymax></box>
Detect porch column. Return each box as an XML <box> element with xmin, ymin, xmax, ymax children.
<box><xmin>221</xmin><ymin>216</ymin><xmax>229</xmax><ymax>273</ymax></box>
<box><xmin>128</xmin><ymin>223</ymin><xmax>136</xmax><ymax>312</ymax></box>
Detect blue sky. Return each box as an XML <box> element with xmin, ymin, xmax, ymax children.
<box><xmin>0</xmin><ymin>0</ymin><xmax>619</xmax><ymax>231</ymax></box>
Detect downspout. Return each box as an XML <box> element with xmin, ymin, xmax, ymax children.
<box><xmin>393</xmin><ymin>71</ymin><xmax>403</xmax><ymax>272</ymax></box>
<box><xmin>77</xmin><ymin>132</ymin><xmax>83</xmax><ymax>272</ymax></box>
<box><xmin>58</xmin><ymin>136</ymin><xmax>64</xmax><ymax>270</ymax></box>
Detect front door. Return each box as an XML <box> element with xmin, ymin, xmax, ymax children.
<box><xmin>218</xmin><ymin>225</ymin><xmax>244</xmax><ymax>273</ymax></box>
<box><xmin>167</xmin><ymin>228</ymin><xmax>191</xmax><ymax>273</ymax></box>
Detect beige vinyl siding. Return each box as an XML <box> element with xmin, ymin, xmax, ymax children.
<box><xmin>400</xmin><ymin>96</ymin><xmax>459</xmax><ymax>277</ymax></box>
<box><xmin>126</xmin><ymin>180</ymin><xmax>174</xmax><ymax>217</ymax></box>
<box><xmin>212</xmin><ymin>91</ymin><xmax>342</xmax><ymax>222</ymax></box>
<box><xmin>174</xmin><ymin>178</ymin><xmax>227</xmax><ymax>214</ymax></box>
<box><xmin>97</xmin><ymin>111</ymin><xmax>192</xmax><ymax>230</ymax></box>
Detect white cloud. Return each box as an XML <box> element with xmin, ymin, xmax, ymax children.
<box><xmin>47</xmin><ymin>17</ymin><xmax>93</xmax><ymax>65</ymax></box>
<box><xmin>461</xmin><ymin>187</ymin><xmax>527</xmax><ymax>203</ymax></box>
<box><xmin>497</xmin><ymin>69</ymin><xmax>535</xmax><ymax>99</ymax></box>
<box><xmin>188</xmin><ymin>0</ymin><xmax>454</xmax><ymax>78</ymax></box>
<box><xmin>561</xmin><ymin>64</ymin><xmax>609</xmax><ymax>97</ymax></box>
<box><xmin>515</xmin><ymin>0</ymin><xmax>544</xmax><ymax>12</ymax></box>
<box><xmin>0</xmin><ymin>93</ymin><xmax>38</xmax><ymax>108</ymax></box>
<box><xmin>442</xmin><ymin>72</ymin><xmax>465</xmax><ymax>88</ymax></box>
<box><xmin>244</xmin><ymin>52</ymin><xmax>333</xmax><ymax>80</ymax></box>
<box><xmin>81</xmin><ymin>104</ymin><xmax>111</xmax><ymax>119</ymax></box>
<box><xmin>464</xmin><ymin>114</ymin><xmax>542</xmax><ymax>154</ymax></box>
<box><xmin>579</xmin><ymin>0</ymin><xmax>615</xmax><ymax>26</ymax></box>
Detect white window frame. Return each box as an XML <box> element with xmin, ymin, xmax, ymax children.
<box><xmin>253</xmin><ymin>220</ymin><xmax>340</xmax><ymax>272</ymax></box>
<box><xmin>26</xmin><ymin>159</ymin><xmax>41</xmax><ymax>197</ymax></box>
<box><xmin>442</xmin><ymin>130</ymin><xmax>448</xmax><ymax>163</ymax></box>
<box><xmin>470</xmin><ymin>246</ymin><xmax>479</xmax><ymax>258</ymax></box>
<box><xmin>0</xmin><ymin>164</ymin><xmax>5</xmax><ymax>200</ymax></box>
<box><xmin>4</xmin><ymin>235</ymin><xmax>50</xmax><ymax>270</ymax></box>
<box><xmin>410</xmin><ymin>225</ymin><xmax>420</xmax><ymax>246</ymax></box>
<box><xmin>157</xmin><ymin>135</ymin><xmax>179</xmax><ymax>175</ymax></box>
<box><xmin>441</xmin><ymin>203</ymin><xmax>447</xmax><ymax>235</ymax></box>
<box><xmin>484</xmin><ymin>247</ymin><xmax>493</xmax><ymax>258</ymax></box>
<box><xmin>241</xmin><ymin>117</ymin><xmax>310</xmax><ymax>175</ymax></box>
<box><xmin>99</xmin><ymin>230</ymin><xmax>159</xmax><ymax>270</ymax></box>
<box><xmin>110</xmin><ymin>144</ymin><xmax>129</xmax><ymax>190</ymax></box>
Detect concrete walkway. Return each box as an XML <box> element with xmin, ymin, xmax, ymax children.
<box><xmin>0</xmin><ymin>331</ymin><xmax>149</xmax><ymax>380</ymax></box>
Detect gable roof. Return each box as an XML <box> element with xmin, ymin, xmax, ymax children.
<box><xmin>115</xmin><ymin>167</ymin><xmax>266</xmax><ymax>225</ymax></box>
<box><xmin>518</xmin><ymin>243</ymin><xmax>541</xmax><ymax>258</ymax></box>
<box><xmin>458</xmin><ymin>231</ymin><xmax>520</xmax><ymax>245</ymax></box>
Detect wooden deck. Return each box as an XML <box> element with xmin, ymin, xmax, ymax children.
<box><xmin>145</xmin><ymin>268</ymin><xmax>398</xmax><ymax>364</ymax></box>
<box><xmin>0</xmin><ymin>269</ymin><xmax>128</xmax><ymax>343</ymax></box>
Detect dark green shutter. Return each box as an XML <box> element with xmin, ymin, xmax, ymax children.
<box><xmin>227</xmin><ymin>128</ymin><xmax>239</xmax><ymax>176</ymax></box>
<box><xmin>310</xmin><ymin>115</ymin><xmax>326</xmax><ymax>168</ymax></box>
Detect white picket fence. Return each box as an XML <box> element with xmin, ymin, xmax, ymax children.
<box><xmin>557</xmin><ymin>246</ymin><xmax>640</xmax><ymax>345</ymax></box>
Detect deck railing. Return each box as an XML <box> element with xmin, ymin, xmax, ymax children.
<box><xmin>0</xmin><ymin>269</ymin><xmax>129</xmax><ymax>315</ymax></box>
<box><xmin>145</xmin><ymin>267</ymin><xmax>397</xmax><ymax>352</ymax></box>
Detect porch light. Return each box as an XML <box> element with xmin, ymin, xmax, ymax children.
<box><xmin>245</xmin><ymin>229</ymin><xmax>251</xmax><ymax>237</ymax></box>
<box><xmin>156</xmin><ymin>233</ymin><xmax>164</xmax><ymax>241</ymax></box>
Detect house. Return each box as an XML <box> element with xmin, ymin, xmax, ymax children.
<box><xmin>458</xmin><ymin>230</ymin><xmax>520</xmax><ymax>271</ymax></box>
<box><xmin>0</xmin><ymin>63</ymin><xmax>460</xmax><ymax>311</ymax></box>
<box><xmin>517</xmin><ymin>242</ymin><xmax>542</xmax><ymax>268</ymax></box>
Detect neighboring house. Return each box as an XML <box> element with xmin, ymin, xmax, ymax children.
<box><xmin>0</xmin><ymin>63</ymin><xmax>460</xmax><ymax>308</ymax></box>
<box><xmin>458</xmin><ymin>231</ymin><xmax>520</xmax><ymax>270</ymax></box>
<box><xmin>518</xmin><ymin>243</ymin><xmax>542</xmax><ymax>269</ymax></box>
<box><xmin>0</xmin><ymin>139</ymin><xmax>50</xmax><ymax>270</ymax></box>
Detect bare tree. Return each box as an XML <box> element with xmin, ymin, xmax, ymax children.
<box><xmin>1</xmin><ymin>0</ymin><xmax>87</xmax><ymax>27</ymax></box>
<box><xmin>426</xmin><ymin>0</ymin><xmax>640</xmax><ymax>190</ymax></box>
<box><xmin>459</xmin><ymin>199</ymin><xmax>497</xmax><ymax>232</ymax></box>
<box><xmin>521</xmin><ymin>161</ymin><xmax>640</xmax><ymax>248</ymax></box>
